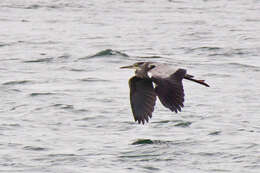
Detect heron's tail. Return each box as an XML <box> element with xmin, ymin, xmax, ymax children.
<box><xmin>184</xmin><ymin>74</ymin><xmax>210</xmax><ymax>87</ymax></box>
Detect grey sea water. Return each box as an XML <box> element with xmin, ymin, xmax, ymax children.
<box><xmin>0</xmin><ymin>0</ymin><xmax>260</xmax><ymax>172</ymax></box>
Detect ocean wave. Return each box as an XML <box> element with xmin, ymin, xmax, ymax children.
<box><xmin>79</xmin><ymin>49</ymin><xmax>129</xmax><ymax>60</ymax></box>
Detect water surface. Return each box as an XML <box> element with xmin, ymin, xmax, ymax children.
<box><xmin>0</xmin><ymin>0</ymin><xmax>260</xmax><ymax>172</ymax></box>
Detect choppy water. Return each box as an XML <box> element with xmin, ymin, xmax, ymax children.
<box><xmin>1</xmin><ymin>0</ymin><xmax>260</xmax><ymax>172</ymax></box>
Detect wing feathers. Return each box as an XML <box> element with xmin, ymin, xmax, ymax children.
<box><xmin>152</xmin><ymin>69</ymin><xmax>185</xmax><ymax>113</ymax></box>
<box><xmin>129</xmin><ymin>77</ymin><xmax>156</xmax><ymax>124</ymax></box>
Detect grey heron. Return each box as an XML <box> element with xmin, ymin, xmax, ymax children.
<box><xmin>120</xmin><ymin>62</ymin><xmax>209</xmax><ymax>124</ymax></box>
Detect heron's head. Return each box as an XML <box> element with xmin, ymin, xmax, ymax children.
<box><xmin>120</xmin><ymin>62</ymin><xmax>155</xmax><ymax>71</ymax></box>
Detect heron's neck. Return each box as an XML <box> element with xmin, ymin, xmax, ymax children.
<box><xmin>135</xmin><ymin>69</ymin><xmax>149</xmax><ymax>78</ymax></box>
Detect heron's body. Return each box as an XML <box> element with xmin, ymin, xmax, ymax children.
<box><xmin>121</xmin><ymin>62</ymin><xmax>209</xmax><ymax>124</ymax></box>
<box><xmin>149</xmin><ymin>63</ymin><xmax>178</xmax><ymax>78</ymax></box>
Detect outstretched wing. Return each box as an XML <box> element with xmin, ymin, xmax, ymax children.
<box><xmin>151</xmin><ymin>69</ymin><xmax>186</xmax><ymax>113</ymax></box>
<box><xmin>129</xmin><ymin>76</ymin><xmax>157</xmax><ymax>124</ymax></box>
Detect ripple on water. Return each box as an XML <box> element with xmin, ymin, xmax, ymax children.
<box><xmin>206</xmin><ymin>62</ymin><xmax>260</xmax><ymax>72</ymax></box>
<box><xmin>143</xmin><ymin>166</ymin><xmax>160</xmax><ymax>171</ymax></box>
<box><xmin>69</xmin><ymin>68</ymin><xmax>86</xmax><ymax>72</ymax></box>
<box><xmin>79</xmin><ymin>77</ymin><xmax>110</xmax><ymax>83</ymax></box>
<box><xmin>152</xmin><ymin>119</ymin><xmax>192</xmax><ymax>127</ymax></box>
<box><xmin>50</xmin><ymin>104</ymin><xmax>89</xmax><ymax>115</ymax></box>
<box><xmin>52</xmin><ymin>104</ymin><xmax>74</xmax><ymax>110</ymax></box>
<box><xmin>208</xmin><ymin>131</ymin><xmax>221</xmax><ymax>136</ymax></box>
<box><xmin>205</xmin><ymin>73</ymin><xmax>231</xmax><ymax>78</ymax></box>
<box><xmin>23</xmin><ymin>146</ymin><xmax>48</xmax><ymax>151</ymax></box>
<box><xmin>0</xmin><ymin>123</ymin><xmax>21</xmax><ymax>131</ymax></box>
<box><xmin>23</xmin><ymin>58</ymin><xmax>54</xmax><ymax>63</ymax></box>
<box><xmin>227</xmin><ymin>62</ymin><xmax>260</xmax><ymax>71</ymax></box>
<box><xmin>174</xmin><ymin>121</ymin><xmax>192</xmax><ymax>127</ymax></box>
<box><xmin>139</xmin><ymin>55</ymin><xmax>164</xmax><ymax>59</ymax></box>
<box><xmin>2</xmin><ymin>80</ymin><xmax>33</xmax><ymax>86</ymax></box>
<box><xmin>29</xmin><ymin>92</ymin><xmax>56</xmax><ymax>97</ymax></box>
<box><xmin>131</xmin><ymin>139</ymin><xmax>171</xmax><ymax>145</ymax></box>
<box><xmin>0</xmin><ymin>43</ymin><xmax>10</xmax><ymax>47</ymax></box>
<box><xmin>208</xmin><ymin>49</ymin><xmax>251</xmax><ymax>57</ymax></box>
<box><xmin>45</xmin><ymin>153</ymin><xmax>86</xmax><ymax>165</ymax></box>
<box><xmin>185</xmin><ymin>46</ymin><xmax>258</xmax><ymax>58</ymax></box>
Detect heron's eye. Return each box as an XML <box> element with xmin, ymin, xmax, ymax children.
<box><xmin>149</xmin><ymin>65</ymin><xmax>155</xmax><ymax>70</ymax></box>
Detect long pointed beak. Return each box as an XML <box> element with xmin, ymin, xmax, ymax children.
<box><xmin>120</xmin><ymin>65</ymin><xmax>135</xmax><ymax>69</ymax></box>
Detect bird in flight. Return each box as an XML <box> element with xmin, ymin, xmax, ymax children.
<box><xmin>120</xmin><ymin>62</ymin><xmax>209</xmax><ymax>124</ymax></box>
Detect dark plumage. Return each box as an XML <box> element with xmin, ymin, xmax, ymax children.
<box><xmin>121</xmin><ymin>62</ymin><xmax>209</xmax><ymax>124</ymax></box>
